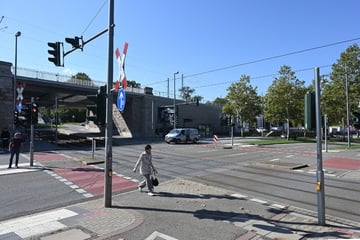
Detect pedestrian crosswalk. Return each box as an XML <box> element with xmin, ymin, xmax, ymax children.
<box><xmin>0</xmin><ymin>163</ymin><xmax>44</xmax><ymax>176</ymax></box>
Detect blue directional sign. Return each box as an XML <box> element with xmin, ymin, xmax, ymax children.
<box><xmin>117</xmin><ymin>88</ymin><xmax>126</xmax><ymax>111</ymax></box>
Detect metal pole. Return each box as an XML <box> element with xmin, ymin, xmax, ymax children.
<box><xmin>345</xmin><ymin>70</ymin><xmax>351</xmax><ymax>148</ymax></box>
<box><xmin>55</xmin><ymin>96</ymin><xmax>58</xmax><ymax>145</ymax></box>
<box><xmin>173</xmin><ymin>71</ymin><xmax>179</xmax><ymax>129</ymax></box>
<box><xmin>92</xmin><ymin>138</ymin><xmax>96</xmax><ymax>159</ymax></box>
<box><xmin>315</xmin><ymin>67</ymin><xmax>326</xmax><ymax>225</ymax></box>
<box><xmin>30</xmin><ymin>97</ymin><xmax>34</xmax><ymax>166</ymax></box>
<box><xmin>104</xmin><ymin>0</ymin><xmax>114</xmax><ymax>208</ymax></box>
<box><xmin>324</xmin><ymin>114</ymin><xmax>328</xmax><ymax>152</ymax></box>
<box><xmin>167</xmin><ymin>78</ymin><xmax>169</xmax><ymax>98</ymax></box>
<box><xmin>14</xmin><ymin>31</ymin><xmax>21</xmax><ymax>129</ymax></box>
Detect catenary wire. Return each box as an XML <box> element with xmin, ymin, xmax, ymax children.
<box><xmin>81</xmin><ymin>0</ymin><xmax>107</xmax><ymax>36</ymax></box>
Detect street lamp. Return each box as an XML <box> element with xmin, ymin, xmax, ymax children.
<box><xmin>173</xmin><ymin>71</ymin><xmax>179</xmax><ymax>129</ymax></box>
<box><xmin>14</xmin><ymin>31</ymin><xmax>21</xmax><ymax>127</ymax></box>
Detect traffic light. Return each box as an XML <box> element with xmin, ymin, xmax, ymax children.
<box><xmin>22</xmin><ymin>106</ymin><xmax>31</xmax><ymax>125</ymax></box>
<box><xmin>304</xmin><ymin>92</ymin><xmax>315</xmax><ymax>130</ymax></box>
<box><xmin>48</xmin><ymin>42</ymin><xmax>62</xmax><ymax>66</ymax></box>
<box><xmin>65</xmin><ymin>36</ymin><xmax>81</xmax><ymax>49</ymax></box>
<box><xmin>31</xmin><ymin>102</ymin><xmax>39</xmax><ymax>124</ymax></box>
<box><xmin>14</xmin><ymin>110</ymin><xmax>19</xmax><ymax>125</ymax></box>
<box><xmin>86</xmin><ymin>85</ymin><xmax>106</xmax><ymax>125</ymax></box>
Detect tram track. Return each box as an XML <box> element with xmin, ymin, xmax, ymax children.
<box><xmin>191</xmin><ymin>166</ymin><xmax>360</xmax><ymax>222</ymax></box>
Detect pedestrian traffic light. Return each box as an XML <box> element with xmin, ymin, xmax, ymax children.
<box><xmin>86</xmin><ymin>85</ymin><xmax>106</xmax><ymax>126</ymax></box>
<box><xmin>31</xmin><ymin>101</ymin><xmax>39</xmax><ymax>124</ymax></box>
<box><xmin>14</xmin><ymin>110</ymin><xmax>19</xmax><ymax>125</ymax></box>
<box><xmin>48</xmin><ymin>42</ymin><xmax>62</xmax><ymax>66</ymax></box>
<box><xmin>65</xmin><ymin>36</ymin><xmax>81</xmax><ymax>49</ymax></box>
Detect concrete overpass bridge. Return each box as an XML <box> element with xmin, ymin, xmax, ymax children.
<box><xmin>0</xmin><ymin>60</ymin><xmax>225</xmax><ymax>138</ymax></box>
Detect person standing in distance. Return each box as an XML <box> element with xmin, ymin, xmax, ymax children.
<box><xmin>133</xmin><ymin>144</ymin><xmax>158</xmax><ymax>196</ymax></box>
<box><xmin>8</xmin><ymin>132</ymin><xmax>23</xmax><ymax>168</ymax></box>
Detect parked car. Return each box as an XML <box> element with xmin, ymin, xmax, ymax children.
<box><xmin>165</xmin><ymin>128</ymin><xmax>200</xmax><ymax>144</ymax></box>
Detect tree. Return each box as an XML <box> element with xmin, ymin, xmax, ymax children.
<box><xmin>321</xmin><ymin>44</ymin><xmax>360</xmax><ymax>126</ymax></box>
<box><xmin>67</xmin><ymin>72</ymin><xmax>93</xmax><ymax>86</ymax></box>
<box><xmin>212</xmin><ymin>97</ymin><xmax>228</xmax><ymax>108</ymax></box>
<box><xmin>224</xmin><ymin>75</ymin><xmax>262</xmax><ymax>125</ymax></box>
<box><xmin>179</xmin><ymin>86</ymin><xmax>195</xmax><ymax>102</ymax></box>
<box><xmin>127</xmin><ymin>80</ymin><xmax>141</xmax><ymax>88</ymax></box>
<box><xmin>264</xmin><ymin>65</ymin><xmax>308</xmax><ymax>127</ymax></box>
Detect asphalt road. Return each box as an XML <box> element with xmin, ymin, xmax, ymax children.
<box><xmin>0</xmin><ymin>138</ymin><xmax>359</xmax><ymax>225</ymax></box>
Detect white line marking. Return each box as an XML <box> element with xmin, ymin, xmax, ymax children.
<box><xmin>249</xmin><ymin>198</ymin><xmax>268</xmax><ymax>204</ymax></box>
<box><xmin>145</xmin><ymin>231</ymin><xmax>179</xmax><ymax>240</ymax></box>
<box><xmin>0</xmin><ymin>209</ymin><xmax>77</xmax><ymax>238</ymax></box>
<box><xmin>271</xmin><ymin>204</ymin><xmax>287</xmax><ymax>209</ymax></box>
<box><xmin>231</xmin><ymin>193</ymin><xmax>248</xmax><ymax>199</ymax></box>
<box><xmin>269</xmin><ymin>158</ymin><xmax>280</xmax><ymax>162</ymax></box>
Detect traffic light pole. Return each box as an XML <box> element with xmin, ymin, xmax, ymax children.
<box><xmin>104</xmin><ymin>0</ymin><xmax>114</xmax><ymax>208</ymax></box>
<box><xmin>315</xmin><ymin>67</ymin><xmax>325</xmax><ymax>225</ymax></box>
<box><xmin>30</xmin><ymin>97</ymin><xmax>34</xmax><ymax>166</ymax></box>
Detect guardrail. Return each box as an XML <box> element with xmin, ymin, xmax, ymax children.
<box><xmin>12</xmin><ymin>66</ymin><xmax>168</xmax><ymax>97</ymax></box>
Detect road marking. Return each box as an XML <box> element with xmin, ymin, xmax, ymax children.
<box><xmin>0</xmin><ymin>209</ymin><xmax>77</xmax><ymax>238</ymax></box>
<box><xmin>231</xmin><ymin>193</ymin><xmax>248</xmax><ymax>199</ymax></box>
<box><xmin>0</xmin><ymin>163</ymin><xmax>44</xmax><ymax>176</ymax></box>
<box><xmin>269</xmin><ymin>158</ymin><xmax>280</xmax><ymax>162</ymax></box>
<box><xmin>249</xmin><ymin>198</ymin><xmax>268</xmax><ymax>204</ymax></box>
<box><xmin>271</xmin><ymin>204</ymin><xmax>287</xmax><ymax>209</ymax></box>
<box><xmin>145</xmin><ymin>231</ymin><xmax>179</xmax><ymax>240</ymax></box>
<box><xmin>285</xmin><ymin>155</ymin><xmax>294</xmax><ymax>158</ymax></box>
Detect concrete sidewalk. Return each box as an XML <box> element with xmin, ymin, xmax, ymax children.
<box><xmin>0</xmin><ymin>177</ymin><xmax>359</xmax><ymax>239</ymax></box>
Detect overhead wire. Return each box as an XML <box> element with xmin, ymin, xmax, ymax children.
<box><xmin>81</xmin><ymin>0</ymin><xmax>107</xmax><ymax>36</ymax></box>
<box><xmin>183</xmin><ymin>37</ymin><xmax>360</xmax><ymax>80</ymax></box>
<box><xmin>145</xmin><ymin>37</ymin><xmax>359</xmax><ymax>92</ymax></box>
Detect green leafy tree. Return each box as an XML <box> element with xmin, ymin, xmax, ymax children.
<box><xmin>212</xmin><ymin>97</ymin><xmax>228</xmax><ymax>108</ymax></box>
<box><xmin>224</xmin><ymin>75</ymin><xmax>262</xmax><ymax>125</ymax></box>
<box><xmin>322</xmin><ymin>44</ymin><xmax>360</xmax><ymax>126</ymax></box>
<box><xmin>127</xmin><ymin>80</ymin><xmax>141</xmax><ymax>88</ymax></box>
<box><xmin>179</xmin><ymin>86</ymin><xmax>195</xmax><ymax>102</ymax></box>
<box><xmin>265</xmin><ymin>65</ymin><xmax>308</xmax><ymax>127</ymax></box>
<box><xmin>68</xmin><ymin>72</ymin><xmax>93</xmax><ymax>86</ymax></box>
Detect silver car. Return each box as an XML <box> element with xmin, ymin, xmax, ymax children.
<box><xmin>165</xmin><ymin>128</ymin><xmax>200</xmax><ymax>144</ymax></box>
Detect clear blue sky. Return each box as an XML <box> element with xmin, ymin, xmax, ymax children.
<box><xmin>1</xmin><ymin>0</ymin><xmax>359</xmax><ymax>102</ymax></box>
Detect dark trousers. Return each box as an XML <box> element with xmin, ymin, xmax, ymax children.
<box><xmin>9</xmin><ymin>148</ymin><xmax>20</xmax><ymax>168</ymax></box>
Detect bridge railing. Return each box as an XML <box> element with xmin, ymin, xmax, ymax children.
<box><xmin>12</xmin><ymin>66</ymin><xmax>168</xmax><ymax>97</ymax></box>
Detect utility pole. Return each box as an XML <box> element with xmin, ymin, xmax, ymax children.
<box><xmin>104</xmin><ymin>0</ymin><xmax>114</xmax><ymax>208</ymax></box>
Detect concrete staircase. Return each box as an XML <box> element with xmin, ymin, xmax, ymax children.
<box><xmin>112</xmin><ymin>104</ymin><xmax>132</xmax><ymax>138</ymax></box>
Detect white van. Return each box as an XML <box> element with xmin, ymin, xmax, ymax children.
<box><xmin>165</xmin><ymin>128</ymin><xmax>200</xmax><ymax>144</ymax></box>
